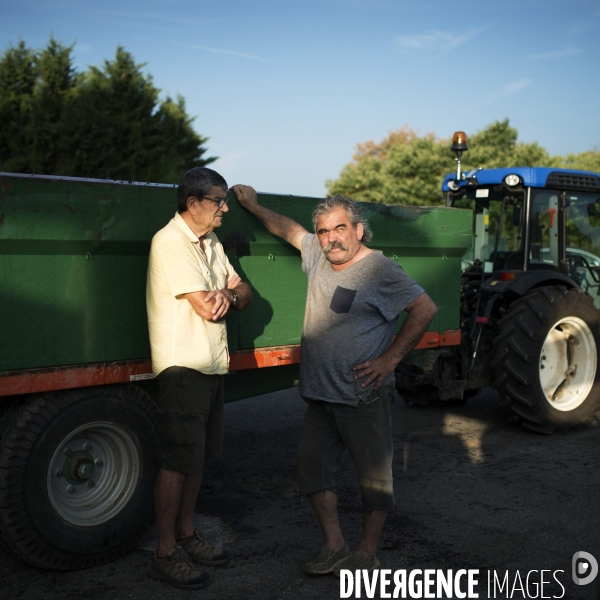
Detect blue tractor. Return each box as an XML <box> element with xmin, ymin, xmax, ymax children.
<box><xmin>397</xmin><ymin>132</ymin><xmax>600</xmax><ymax>432</ymax></box>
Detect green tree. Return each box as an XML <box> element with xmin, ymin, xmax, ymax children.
<box><xmin>462</xmin><ymin>120</ymin><xmax>554</xmax><ymax>170</ymax></box>
<box><xmin>0</xmin><ymin>40</ymin><xmax>37</xmax><ymax>173</ymax></box>
<box><xmin>0</xmin><ymin>39</ymin><xmax>215</xmax><ymax>182</ymax></box>
<box><xmin>326</xmin><ymin>119</ymin><xmax>599</xmax><ymax>206</ymax></box>
<box><xmin>31</xmin><ymin>38</ymin><xmax>78</xmax><ymax>174</ymax></box>
<box><xmin>327</xmin><ymin>126</ymin><xmax>451</xmax><ymax>205</ymax></box>
<box><xmin>559</xmin><ymin>150</ymin><xmax>600</xmax><ymax>174</ymax></box>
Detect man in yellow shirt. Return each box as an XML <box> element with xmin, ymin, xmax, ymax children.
<box><xmin>146</xmin><ymin>167</ymin><xmax>251</xmax><ymax>590</ymax></box>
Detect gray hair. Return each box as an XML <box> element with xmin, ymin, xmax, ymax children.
<box><xmin>311</xmin><ymin>195</ymin><xmax>373</xmax><ymax>243</ymax></box>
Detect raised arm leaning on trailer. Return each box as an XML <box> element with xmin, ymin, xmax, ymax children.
<box><xmin>0</xmin><ymin>172</ymin><xmax>469</xmax><ymax>570</ymax></box>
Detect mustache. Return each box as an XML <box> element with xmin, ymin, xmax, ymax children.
<box><xmin>323</xmin><ymin>241</ymin><xmax>348</xmax><ymax>254</ymax></box>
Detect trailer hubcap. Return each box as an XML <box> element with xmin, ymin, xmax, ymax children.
<box><xmin>63</xmin><ymin>451</ymin><xmax>95</xmax><ymax>484</ymax></box>
<box><xmin>47</xmin><ymin>422</ymin><xmax>140</xmax><ymax>526</ymax></box>
<box><xmin>539</xmin><ymin>316</ymin><xmax>597</xmax><ymax>412</ymax></box>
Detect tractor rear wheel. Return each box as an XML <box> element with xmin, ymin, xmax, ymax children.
<box><xmin>492</xmin><ymin>286</ymin><xmax>600</xmax><ymax>432</ymax></box>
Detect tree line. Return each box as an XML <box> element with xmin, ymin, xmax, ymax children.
<box><xmin>3</xmin><ymin>38</ymin><xmax>598</xmax><ymax>196</ymax></box>
<box><xmin>327</xmin><ymin>120</ymin><xmax>600</xmax><ymax>205</ymax></box>
<box><xmin>0</xmin><ymin>38</ymin><xmax>215</xmax><ymax>183</ymax></box>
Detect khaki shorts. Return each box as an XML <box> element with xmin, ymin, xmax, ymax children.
<box><xmin>297</xmin><ymin>385</ymin><xmax>396</xmax><ymax>512</ymax></box>
<box><xmin>156</xmin><ymin>366</ymin><xmax>224</xmax><ymax>475</ymax></box>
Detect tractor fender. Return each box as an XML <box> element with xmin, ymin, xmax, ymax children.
<box><xmin>506</xmin><ymin>271</ymin><xmax>580</xmax><ymax>296</ymax></box>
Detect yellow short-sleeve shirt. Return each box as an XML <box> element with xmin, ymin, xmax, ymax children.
<box><xmin>146</xmin><ymin>212</ymin><xmax>238</xmax><ymax>376</ymax></box>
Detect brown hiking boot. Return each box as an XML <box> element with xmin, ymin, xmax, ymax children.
<box><xmin>149</xmin><ymin>546</ymin><xmax>210</xmax><ymax>590</ymax></box>
<box><xmin>178</xmin><ymin>529</ymin><xmax>231</xmax><ymax>566</ymax></box>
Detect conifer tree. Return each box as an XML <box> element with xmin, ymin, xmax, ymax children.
<box><xmin>0</xmin><ymin>38</ymin><xmax>215</xmax><ymax>182</ymax></box>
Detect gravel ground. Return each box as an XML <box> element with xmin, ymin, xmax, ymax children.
<box><xmin>2</xmin><ymin>387</ymin><xmax>600</xmax><ymax>600</ymax></box>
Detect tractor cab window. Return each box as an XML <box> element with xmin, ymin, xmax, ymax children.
<box><xmin>529</xmin><ymin>191</ymin><xmax>560</xmax><ymax>268</ymax></box>
<box><xmin>530</xmin><ymin>189</ymin><xmax>600</xmax><ymax>306</ymax></box>
<box><xmin>565</xmin><ymin>193</ymin><xmax>600</xmax><ymax>302</ymax></box>
<box><xmin>454</xmin><ymin>190</ymin><xmax>523</xmax><ymax>270</ymax></box>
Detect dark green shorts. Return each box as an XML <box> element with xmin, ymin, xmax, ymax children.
<box><xmin>297</xmin><ymin>385</ymin><xmax>396</xmax><ymax>512</ymax></box>
<box><xmin>156</xmin><ymin>366</ymin><xmax>224</xmax><ymax>475</ymax></box>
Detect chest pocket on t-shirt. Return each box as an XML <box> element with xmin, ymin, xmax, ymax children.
<box><xmin>330</xmin><ymin>286</ymin><xmax>357</xmax><ymax>314</ymax></box>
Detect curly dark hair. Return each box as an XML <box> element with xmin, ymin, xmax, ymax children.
<box><xmin>311</xmin><ymin>195</ymin><xmax>373</xmax><ymax>242</ymax></box>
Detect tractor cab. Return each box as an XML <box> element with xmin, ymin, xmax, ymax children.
<box><xmin>443</xmin><ymin>132</ymin><xmax>600</xmax><ymax>307</ymax></box>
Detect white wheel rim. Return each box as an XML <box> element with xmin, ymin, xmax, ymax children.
<box><xmin>47</xmin><ymin>422</ymin><xmax>141</xmax><ymax>527</ymax></box>
<box><xmin>539</xmin><ymin>316</ymin><xmax>597</xmax><ymax>412</ymax></box>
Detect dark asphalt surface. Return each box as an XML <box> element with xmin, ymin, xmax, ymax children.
<box><xmin>2</xmin><ymin>387</ymin><xmax>600</xmax><ymax>600</ymax></box>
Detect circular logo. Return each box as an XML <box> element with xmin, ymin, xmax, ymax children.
<box><xmin>573</xmin><ymin>551</ymin><xmax>598</xmax><ymax>586</ymax></box>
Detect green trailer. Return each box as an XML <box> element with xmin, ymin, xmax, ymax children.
<box><xmin>0</xmin><ymin>173</ymin><xmax>472</xmax><ymax>570</ymax></box>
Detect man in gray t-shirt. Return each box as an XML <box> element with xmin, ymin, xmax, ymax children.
<box><xmin>232</xmin><ymin>186</ymin><xmax>437</xmax><ymax>577</ymax></box>
<box><xmin>300</xmin><ymin>233</ymin><xmax>425</xmax><ymax>404</ymax></box>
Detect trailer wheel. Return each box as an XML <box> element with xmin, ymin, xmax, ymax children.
<box><xmin>492</xmin><ymin>286</ymin><xmax>600</xmax><ymax>433</ymax></box>
<box><xmin>0</xmin><ymin>384</ymin><xmax>160</xmax><ymax>570</ymax></box>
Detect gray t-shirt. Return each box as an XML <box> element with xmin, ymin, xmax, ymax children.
<box><xmin>298</xmin><ymin>233</ymin><xmax>425</xmax><ymax>406</ymax></box>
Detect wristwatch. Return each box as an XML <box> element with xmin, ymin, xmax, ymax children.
<box><xmin>231</xmin><ymin>290</ymin><xmax>239</xmax><ymax>309</ymax></box>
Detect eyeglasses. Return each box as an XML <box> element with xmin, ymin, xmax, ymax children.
<box><xmin>198</xmin><ymin>195</ymin><xmax>229</xmax><ymax>209</ymax></box>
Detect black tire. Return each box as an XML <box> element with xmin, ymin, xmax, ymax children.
<box><xmin>491</xmin><ymin>286</ymin><xmax>600</xmax><ymax>433</ymax></box>
<box><xmin>0</xmin><ymin>384</ymin><xmax>160</xmax><ymax>570</ymax></box>
<box><xmin>0</xmin><ymin>396</ymin><xmax>25</xmax><ymax>440</ymax></box>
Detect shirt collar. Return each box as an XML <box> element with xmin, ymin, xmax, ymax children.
<box><xmin>171</xmin><ymin>211</ymin><xmax>216</xmax><ymax>247</ymax></box>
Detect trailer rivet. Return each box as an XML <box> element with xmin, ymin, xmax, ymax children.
<box><xmin>65</xmin><ymin>448</ymin><xmax>72</xmax><ymax>456</ymax></box>
<box><xmin>56</xmin><ymin>470</ymin><xmax>63</xmax><ymax>478</ymax></box>
<box><xmin>541</xmin><ymin>365</ymin><xmax>545</xmax><ymax>369</ymax></box>
<box><xmin>94</xmin><ymin>459</ymin><xmax>103</xmax><ymax>467</ymax></box>
<box><xmin>85</xmin><ymin>444</ymin><xmax>92</xmax><ymax>451</ymax></box>
<box><xmin>67</xmin><ymin>486</ymin><xmax>75</xmax><ymax>493</ymax></box>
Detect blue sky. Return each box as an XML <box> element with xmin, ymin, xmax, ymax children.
<box><xmin>2</xmin><ymin>0</ymin><xmax>599</xmax><ymax>196</ymax></box>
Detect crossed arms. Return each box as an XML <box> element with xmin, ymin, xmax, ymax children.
<box><xmin>184</xmin><ymin>274</ymin><xmax>252</xmax><ymax>322</ymax></box>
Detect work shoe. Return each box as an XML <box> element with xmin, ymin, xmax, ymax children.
<box><xmin>304</xmin><ymin>543</ymin><xmax>351</xmax><ymax>575</ymax></box>
<box><xmin>332</xmin><ymin>549</ymin><xmax>380</xmax><ymax>577</ymax></box>
<box><xmin>149</xmin><ymin>546</ymin><xmax>210</xmax><ymax>590</ymax></box>
<box><xmin>178</xmin><ymin>529</ymin><xmax>231</xmax><ymax>566</ymax></box>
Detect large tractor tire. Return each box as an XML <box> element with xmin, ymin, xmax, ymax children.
<box><xmin>492</xmin><ymin>286</ymin><xmax>600</xmax><ymax>433</ymax></box>
<box><xmin>0</xmin><ymin>384</ymin><xmax>160</xmax><ymax>570</ymax></box>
